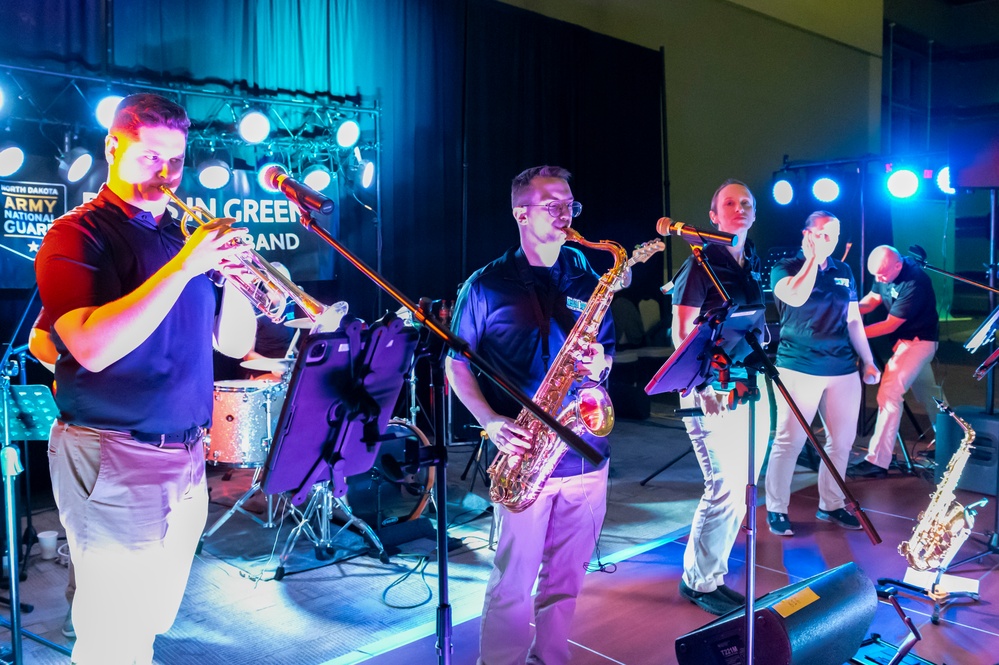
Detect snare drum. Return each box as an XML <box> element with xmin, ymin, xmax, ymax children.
<box><xmin>205</xmin><ymin>380</ymin><xmax>287</xmax><ymax>467</ymax></box>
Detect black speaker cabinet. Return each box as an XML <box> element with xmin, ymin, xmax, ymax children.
<box><xmin>675</xmin><ymin>562</ymin><xmax>876</xmax><ymax>665</ymax></box>
<box><xmin>935</xmin><ymin>407</ymin><xmax>999</xmax><ymax>496</ymax></box>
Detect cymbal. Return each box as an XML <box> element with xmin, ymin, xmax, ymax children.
<box><xmin>240</xmin><ymin>358</ymin><xmax>293</xmax><ymax>373</ymax></box>
<box><xmin>283</xmin><ymin>317</ymin><xmax>316</xmax><ymax>329</ymax></box>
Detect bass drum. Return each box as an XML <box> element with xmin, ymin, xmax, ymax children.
<box><xmin>346</xmin><ymin>419</ymin><xmax>436</xmax><ymax>527</ymax></box>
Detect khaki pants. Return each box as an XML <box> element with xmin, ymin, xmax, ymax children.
<box><xmin>48</xmin><ymin>422</ymin><xmax>208</xmax><ymax>665</ymax></box>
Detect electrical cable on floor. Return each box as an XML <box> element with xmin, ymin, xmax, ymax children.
<box><xmin>381</xmin><ymin>554</ymin><xmax>433</xmax><ymax>609</ymax></box>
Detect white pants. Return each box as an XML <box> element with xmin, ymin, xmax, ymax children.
<box><xmin>681</xmin><ymin>383</ymin><xmax>772</xmax><ymax>593</ymax></box>
<box><xmin>48</xmin><ymin>422</ymin><xmax>208</xmax><ymax>665</ymax></box>
<box><xmin>765</xmin><ymin>369</ymin><xmax>860</xmax><ymax>514</ymax></box>
<box><xmin>478</xmin><ymin>465</ymin><xmax>608</xmax><ymax>665</ymax></box>
<box><xmin>867</xmin><ymin>339</ymin><xmax>940</xmax><ymax>468</ymax></box>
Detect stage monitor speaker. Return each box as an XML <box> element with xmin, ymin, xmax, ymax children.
<box><xmin>675</xmin><ymin>562</ymin><xmax>876</xmax><ymax>665</ymax></box>
<box><xmin>950</xmin><ymin>117</ymin><xmax>999</xmax><ymax>189</ymax></box>
<box><xmin>935</xmin><ymin>406</ymin><xmax>999</xmax><ymax>496</ymax></box>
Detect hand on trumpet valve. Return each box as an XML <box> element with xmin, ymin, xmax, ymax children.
<box><xmin>176</xmin><ymin>217</ymin><xmax>250</xmax><ymax>277</ymax></box>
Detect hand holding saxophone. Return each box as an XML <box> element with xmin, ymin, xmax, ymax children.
<box><xmin>484</xmin><ymin>416</ymin><xmax>532</xmax><ymax>461</ymax></box>
<box><xmin>574</xmin><ymin>341</ymin><xmax>611</xmax><ymax>384</ymax></box>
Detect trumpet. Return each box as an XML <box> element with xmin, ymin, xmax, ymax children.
<box><xmin>160</xmin><ymin>186</ymin><xmax>327</xmax><ymax>323</ymax></box>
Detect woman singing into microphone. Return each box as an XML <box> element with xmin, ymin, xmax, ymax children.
<box><xmin>668</xmin><ymin>179</ymin><xmax>772</xmax><ymax>616</ymax></box>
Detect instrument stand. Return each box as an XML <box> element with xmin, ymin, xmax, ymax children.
<box><xmin>196</xmin><ymin>467</ymin><xmax>281</xmax><ymax>555</ymax></box>
<box><xmin>459</xmin><ymin>431</ymin><xmax>490</xmax><ymax>494</ymax></box>
<box><xmin>274</xmin><ymin>481</ymin><xmax>387</xmax><ymax>579</ymax></box>
<box><xmin>877</xmin><ymin>565</ymin><xmax>981</xmax><ymax>625</ymax></box>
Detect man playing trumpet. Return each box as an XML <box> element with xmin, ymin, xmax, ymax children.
<box><xmin>35</xmin><ymin>93</ymin><xmax>256</xmax><ymax>665</ymax></box>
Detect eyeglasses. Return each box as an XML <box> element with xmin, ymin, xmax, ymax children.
<box><xmin>521</xmin><ymin>200</ymin><xmax>583</xmax><ymax>218</ymax></box>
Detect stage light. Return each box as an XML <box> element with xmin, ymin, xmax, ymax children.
<box><xmin>772</xmin><ymin>178</ymin><xmax>794</xmax><ymax>205</ymax></box>
<box><xmin>197</xmin><ymin>158</ymin><xmax>232</xmax><ymax>189</ymax></box>
<box><xmin>302</xmin><ymin>164</ymin><xmax>332</xmax><ymax>191</ymax></box>
<box><xmin>58</xmin><ymin>147</ymin><xmax>94</xmax><ymax>183</ymax></box>
<box><xmin>936</xmin><ymin>166</ymin><xmax>955</xmax><ymax>195</ymax></box>
<box><xmin>361</xmin><ymin>160</ymin><xmax>375</xmax><ymax>189</ymax></box>
<box><xmin>887</xmin><ymin>168</ymin><xmax>919</xmax><ymax>199</ymax></box>
<box><xmin>96</xmin><ymin>94</ymin><xmax>124</xmax><ymax>129</ymax></box>
<box><xmin>0</xmin><ymin>142</ymin><xmax>25</xmax><ymax>177</ymax></box>
<box><xmin>257</xmin><ymin>160</ymin><xmax>285</xmax><ymax>192</ymax></box>
<box><xmin>812</xmin><ymin>177</ymin><xmax>840</xmax><ymax>203</ymax></box>
<box><xmin>238</xmin><ymin>109</ymin><xmax>271</xmax><ymax>144</ymax></box>
<box><xmin>336</xmin><ymin>119</ymin><xmax>360</xmax><ymax>149</ymax></box>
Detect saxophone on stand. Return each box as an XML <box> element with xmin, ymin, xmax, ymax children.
<box><xmin>899</xmin><ymin>399</ymin><xmax>989</xmax><ymax>572</ymax></box>
<box><xmin>486</xmin><ymin>230</ymin><xmax>664</xmax><ymax>512</ymax></box>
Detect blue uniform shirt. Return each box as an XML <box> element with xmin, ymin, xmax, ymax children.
<box><xmin>771</xmin><ymin>253</ymin><xmax>859</xmax><ymax>376</ymax></box>
<box><xmin>450</xmin><ymin>245</ymin><xmax>615</xmax><ymax>477</ymax></box>
<box><xmin>872</xmin><ymin>257</ymin><xmax>939</xmax><ymax>344</ymax></box>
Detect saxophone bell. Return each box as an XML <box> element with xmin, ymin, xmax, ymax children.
<box><xmin>160</xmin><ymin>186</ymin><xmax>328</xmax><ymax>324</ymax></box>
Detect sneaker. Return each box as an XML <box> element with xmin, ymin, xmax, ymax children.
<box><xmin>678</xmin><ymin>579</ymin><xmax>741</xmax><ymax>616</ymax></box>
<box><xmin>816</xmin><ymin>508</ymin><xmax>862</xmax><ymax>530</ymax></box>
<box><xmin>715</xmin><ymin>584</ymin><xmax>746</xmax><ymax>605</ymax></box>
<box><xmin>846</xmin><ymin>460</ymin><xmax>887</xmax><ymax>478</ymax></box>
<box><xmin>767</xmin><ymin>511</ymin><xmax>794</xmax><ymax>536</ymax></box>
<box><xmin>61</xmin><ymin>607</ymin><xmax>75</xmax><ymax>639</ymax></box>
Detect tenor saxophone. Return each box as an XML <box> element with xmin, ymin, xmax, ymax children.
<box><xmin>899</xmin><ymin>400</ymin><xmax>988</xmax><ymax>571</ymax></box>
<box><xmin>486</xmin><ymin>229</ymin><xmax>629</xmax><ymax>512</ymax></box>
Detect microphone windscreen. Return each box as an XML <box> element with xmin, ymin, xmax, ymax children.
<box><xmin>261</xmin><ymin>164</ymin><xmax>287</xmax><ymax>191</ymax></box>
<box><xmin>656</xmin><ymin>217</ymin><xmax>672</xmax><ymax>236</ymax></box>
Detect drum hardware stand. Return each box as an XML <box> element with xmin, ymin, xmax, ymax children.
<box><xmin>273</xmin><ymin>202</ymin><xmax>600</xmax><ymax>665</ymax></box>
<box><xmin>274</xmin><ymin>480</ymin><xmax>388</xmax><ymax>579</ymax></box>
<box><xmin>0</xmin><ymin>294</ymin><xmax>72</xmax><ymax>663</ymax></box>
<box><xmin>648</xmin><ymin>242</ymin><xmax>881</xmax><ymax>665</ymax></box>
<box><xmin>196</xmin><ymin>466</ymin><xmax>282</xmax><ymax>555</ymax></box>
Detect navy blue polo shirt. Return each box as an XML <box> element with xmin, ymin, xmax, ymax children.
<box><xmin>771</xmin><ymin>253</ymin><xmax>859</xmax><ymax>376</ymax></box>
<box><xmin>871</xmin><ymin>257</ymin><xmax>938</xmax><ymax>344</ymax></box>
<box><xmin>35</xmin><ymin>186</ymin><xmax>219</xmax><ymax>436</ymax></box>
<box><xmin>450</xmin><ymin>245</ymin><xmax>616</xmax><ymax>477</ymax></box>
<box><xmin>671</xmin><ymin>241</ymin><xmax>766</xmax><ymax>376</ymax></box>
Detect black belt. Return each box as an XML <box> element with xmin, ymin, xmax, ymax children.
<box><xmin>130</xmin><ymin>426</ymin><xmax>206</xmax><ymax>449</ymax></box>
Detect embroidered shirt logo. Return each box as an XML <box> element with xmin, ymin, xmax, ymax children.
<box><xmin>834</xmin><ymin>277</ymin><xmax>850</xmax><ymax>287</ymax></box>
<box><xmin>889</xmin><ymin>285</ymin><xmax>900</xmax><ymax>299</ymax></box>
<box><xmin>566</xmin><ymin>297</ymin><xmax>587</xmax><ymax>313</ymax></box>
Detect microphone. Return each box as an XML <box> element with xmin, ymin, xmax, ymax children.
<box><xmin>262</xmin><ymin>165</ymin><xmax>335</xmax><ymax>215</ymax></box>
<box><xmin>656</xmin><ymin>217</ymin><xmax>736</xmax><ymax>247</ymax></box>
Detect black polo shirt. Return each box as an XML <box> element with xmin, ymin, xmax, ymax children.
<box><xmin>35</xmin><ymin>185</ymin><xmax>219</xmax><ymax>436</ymax></box>
<box><xmin>771</xmin><ymin>253</ymin><xmax>859</xmax><ymax>376</ymax></box>
<box><xmin>871</xmin><ymin>257</ymin><xmax>939</xmax><ymax>344</ymax></box>
<box><xmin>671</xmin><ymin>241</ymin><xmax>766</xmax><ymax>375</ymax></box>
<box><xmin>450</xmin><ymin>245</ymin><xmax>616</xmax><ymax>477</ymax></box>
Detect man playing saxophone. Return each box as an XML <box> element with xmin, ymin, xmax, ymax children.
<box><xmin>445</xmin><ymin>165</ymin><xmax>617</xmax><ymax>665</ymax></box>
<box><xmin>34</xmin><ymin>93</ymin><xmax>256</xmax><ymax>665</ymax></box>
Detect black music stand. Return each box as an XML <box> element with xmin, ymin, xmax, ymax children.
<box><xmin>261</xmin><ymin>313</ymin><xmax>418</xmax><ymax>578</ymax></box>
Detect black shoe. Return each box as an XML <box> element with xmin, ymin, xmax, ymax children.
<box><xmin>716</xmin><ymin>584</ymin><xmax>746</xmax><ymax>605</ymax></box>
<box><xmin>847</xmin><ymin>460</ymin><xmax>887</xmax><ymax>478</ymax></box>
<box><xmin>679</xmin><ymin>579</ymin><xmax>741</xmax><ymax>616</ymax></box>
<box><xmin>816</xmin><ymin>508</ymin><xmax>863</xmax><ymax>530</ymax></box>
<box><xmin>767</xmin><ymin>511</ymin><xmax>794</xmax><ymax>537</ymax></box>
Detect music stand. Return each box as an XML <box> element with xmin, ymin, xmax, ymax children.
<box><xmin>261</xmin><ymin>313</ymin><xmax>418</xmax><ymax>578</ymax></box>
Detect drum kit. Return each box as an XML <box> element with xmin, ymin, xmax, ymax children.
<box><xmin>198</xmin><ymin>309</ymin><xmax>437</xmax><ymax>565</ymax></box>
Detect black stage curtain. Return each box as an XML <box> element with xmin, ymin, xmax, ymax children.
<box><xmin>0</xmin><ymin>0</ymin><xmax>663</xmax><ymax>329</ymax></box>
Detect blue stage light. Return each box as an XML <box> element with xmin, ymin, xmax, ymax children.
<box><xmin>336</xmin><ymin>120</ymin><xmax>360</xmax><ymax>149</ymax></box>
<box><xmin>197</xmin><ymin>158</ymin><xmax>232</xmax><ymax>189</ymax></box>
<box><xmin>773</xmin><ymin>179</ymin><xmax>794</xmax><ymax>205</ymax></box>
<box><xmin>0</xmin><ymin>143</ymin><xmax>25</xmax><ymax>177</ymax></box>
<box><xmin>96</xmin><ymin>95</ymin><xmax>124</xmax><ymax>129</ymax></box>
<box><xmin>303</xmin><ymin>164</ymin><xmax>332</xmax><ymax>191</ymax></box>
<box><xmin>238</xmin><ymin>110</ymin><xmax>271</xmax><ymax>144</ymax></box>
<box><xmin>887</xmin><ymin>169</ymin><xmax>919</xmax><ymax>198</ymax></box>
<box><xmin>812</xmin><ymin>177</ymin><xmax>840</xmax><ymax>203</ymax></box>
<box><xmin>936</xmin><ymin>166</ymin><xmax>955</xmax><ymax>195</ymax></box>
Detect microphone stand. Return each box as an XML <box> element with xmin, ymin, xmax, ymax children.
<box><xmin>292</xmin><ymin>206</ymin><xmax>600</xmax><ymax>665</ymax></box>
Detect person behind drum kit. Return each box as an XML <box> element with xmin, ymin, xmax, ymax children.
<box><xmin>849</xmin><ymin>244</ymin><xmax>944</xmax><ymax>478</ymax></box>
<box><xmin>445</xmin><ymin>165</ymin><xmax>617</xmax><ymax>665</ymax></box>
<box><xmin>34</xmin><ymin>93</ymin><xmax>256</xmax><ymax>665</ymax></box>
<box><xmin>669</xmin><ymin>179</ymin><xmax>772</xmax><ymax>616</ymax></box>
<box><xmin>764</xmin><ymin>212</ymin><xmax>880</xmax><ymax>538</ymax></box>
